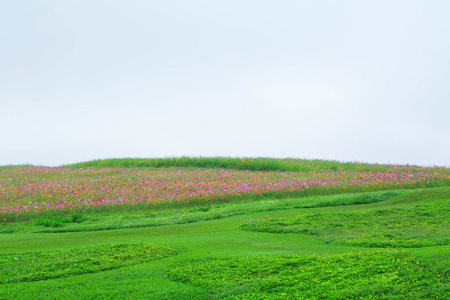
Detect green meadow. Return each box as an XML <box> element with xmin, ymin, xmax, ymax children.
<box><xmin>0</xmin><ymin>158</ymin><xmax>449</xmax><ymax>299</ymax></box>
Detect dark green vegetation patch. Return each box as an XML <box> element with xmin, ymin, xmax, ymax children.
<box><xmin>0</xmin><ymin>243</ymin><xmax>177</xmax><ymax>284</ymax></box>
<box><xmin>168</xmin><ymin>249</ymin><xmax>448</xmax><ymax>299</ymax></box>
<box><xmin>34</xmin><ymin>213</ymin><xmax>87</xmax><ymax>228</ymax></box>
<box><xmin>241</xmin><ymin>198</ymin><xmax>450</xmax><ymax>248</ymax></box>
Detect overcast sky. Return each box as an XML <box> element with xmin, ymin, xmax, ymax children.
<box><xmin>1</xmin><ymin>1</ymin><xmax>449</xmax><ymax>167</ymax></box>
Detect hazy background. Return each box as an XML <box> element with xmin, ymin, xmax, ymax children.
<box><xmin>1</xmin><ymin>0</ymin><xmax>449</xmax><ymax>167</ymax></box>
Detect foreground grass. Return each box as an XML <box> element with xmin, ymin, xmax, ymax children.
<box><xmin>168</xmin><ymin>249</ymin><xmax>446</xmax><ymax>299</ymax></box>
<box><xmin>0</xmin><ymin>187</ymin><xmax>449</xmax><ymax>299</ymax></box>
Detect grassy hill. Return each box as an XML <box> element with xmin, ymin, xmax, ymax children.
<box><xmin>62</xmin><ymin>156</ymin><xmax>436</xmax><ymax>172</ymax></box>
<box><xmin>0</xmin><ymin>158</ymin><xmax>449</xmax><ymax>299</ymax></box>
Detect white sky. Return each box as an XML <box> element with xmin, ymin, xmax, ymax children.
<box><xmin>1</xmin><ymin>1</ymin><xmax>449</xmax><ymax>167</ymax></box>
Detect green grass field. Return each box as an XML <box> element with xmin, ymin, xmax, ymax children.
<box><xmin>0</xmin><ymin>158</ymin><xmax>449</xmax><ymax>299</ymax></box>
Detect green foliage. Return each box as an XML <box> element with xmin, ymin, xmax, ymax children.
<box><xmin>189</xmin><ymin>206</ymin><xmax>211</xmax><ymax>212</ymax></box>
<box><xmin>34</xmin><ymin>213</ymin><xmax>87</xmax><ymax>228</ymax></box>
<box><xmin>71</xmin><ymin>213</ymin><xmax>87</xmax><ymax>223</ymax></box>
<box><xmin>241</xmin><ymin>198</ymin><xmax>450</xmax><ymax>248</ymax></box>
<box><xmin>0</xmin><ymin>243</ymin><xmax>177</xmax><ymax>284</ymax></box>
<box><xmin>35</xmin><ymin>216</ymin><xmax>71</xmax><ymax>228</ymax></box>
<box><xmin>168</xmin><ymin>249</ymin><xmax>448</xmax><ymax>299</ymax></box>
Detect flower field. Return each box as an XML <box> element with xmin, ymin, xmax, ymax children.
<box><xmin>1</xmin><ymin>164</ymin><xmax>449</xmax><ymax>221</ymax></box>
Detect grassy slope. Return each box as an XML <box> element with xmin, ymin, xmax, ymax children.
<box><xmin>0</xmin><ymin>187</ymin><xmax>449</xmax><ymax>299</ymax></box>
